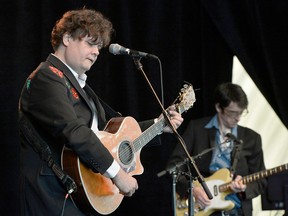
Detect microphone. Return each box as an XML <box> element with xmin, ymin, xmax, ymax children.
<box><xmin>225</xmin><ymin>133</ymin><xmax>243</xmax><ymax>144</ymax></box>
<box><xmin>109</xmin><ymin>43</ymin><xmax>158</xmax><ymax>59</ymax></box>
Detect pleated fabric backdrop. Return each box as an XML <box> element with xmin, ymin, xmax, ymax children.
<box><xmin>1</xmin><ymin>0</ymin><xmax>287</xmax><ymax>215</ymax></box>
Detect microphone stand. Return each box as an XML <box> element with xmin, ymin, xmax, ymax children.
<box><xmin>157</xmin><ymin>158</ymin><xmax>191</xmax><ymax>216</ymax></box>
<box><xmin>132</xmin><ymin>57</ymin><xmax>213</xmax><ymax>216</ymax></box>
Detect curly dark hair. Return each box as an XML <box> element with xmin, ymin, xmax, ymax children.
<box><xmin>51</xmin><ymin>8</ymin><xmax>114</xmax><ymax>51</ymax></box>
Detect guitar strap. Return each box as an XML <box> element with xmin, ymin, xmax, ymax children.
<box><xmin>83</xmin><ymin>85</ymin><xmax>122</xmax><ymax>119</ymax></box>
<box><xmin>18</xmin><ymin>111</ymin><xmax>77</xmax><ymax>195</ymax></box>
<box><xmin>98</xmin><ymin>96</ymin><xmax>122</xmax><ymax>118</ymax></box>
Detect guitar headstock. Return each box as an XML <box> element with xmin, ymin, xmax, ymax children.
<box><xmin>175</xmin><ymin>83</ymin><xmax>196</xmax><ymax>114</ymax></box>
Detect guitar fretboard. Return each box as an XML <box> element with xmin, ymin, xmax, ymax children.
<box><xmin>133</xmin><ymin>117</ymin><xmax>166</xmax><ymax>152</ymax></box>
<box><xmin>219</xmin><ymin>163</ymin><xmax>288</xmax><ymax>192</ymax></box>
<box><xmin>132</xmin><ymin>100</ymin><xmax>193</xmax><ymax>153</ymax></box>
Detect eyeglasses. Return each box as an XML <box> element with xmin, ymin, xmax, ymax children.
<box><xmin>223</xmin><ymin>109</ymin><xmax>249</xmax><ymax>118</ymax></box>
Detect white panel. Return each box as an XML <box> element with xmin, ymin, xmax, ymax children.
<box><xmin>232</xmin><ymin>56</ymin><xmax>288</xmax><ymax>216</ymax></box>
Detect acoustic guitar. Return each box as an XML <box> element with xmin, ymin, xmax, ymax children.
<box><xmin>62</xmin><ymin>83</ymin><xmax>196</xmax><ymax>215</ymax></box>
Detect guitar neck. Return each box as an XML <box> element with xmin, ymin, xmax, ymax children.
<box><xmin>219</xmin><ymin>163</ymin><xmax>288</xmax><ymax>192</ymax></box>
<box><xmin>133</xmin><ymin>104</ymin><xmax>187</xmax><ymax>152</ymax></box>
<box><xmin>133</xmin><ymin>117</ymin><xmax>166</xmax><ymax>152</ymax></box>
<box><xmin>243</xmin><ymin>163</ymin><xmax>288</xmax><ymax>184</ymax></box>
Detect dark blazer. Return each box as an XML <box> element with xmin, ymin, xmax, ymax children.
<box><xmin>167</xmin><ymin>116</ymin><xmax>267</xmax><ymax>216</ymax></box>
<box><xmin>19</xmin><ymin>54</ymin><xmax>154</xmax><ymax>216</ymax></box>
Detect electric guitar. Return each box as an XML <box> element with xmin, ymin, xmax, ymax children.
<box><xmin>176</xmin><ymin>163</ymin><xmax>288</xmax><ymax>216</ymax></box>
<box><xmin>62</xmin><ymin>83</ymin><xmax>196</xmax><ymax>215</ymax></box>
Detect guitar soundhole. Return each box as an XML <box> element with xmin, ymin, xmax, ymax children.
<box><xmin>119</xmin><ymin>141</ymin><xmax>134</xmax><ymax>165</ymax></box>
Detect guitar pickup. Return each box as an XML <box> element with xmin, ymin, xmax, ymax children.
<box><xmin>213</xmin><ymin>185</ymin><xmax>218</xmax><ymax>196</ymax></box>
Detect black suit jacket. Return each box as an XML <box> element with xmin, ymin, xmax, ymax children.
<box><xmin>19</xmin><ymin>54</ymin><xmax>154</xmax><ymax>215</ymax></box>
<box><xmin>167</xmin><ymin>116</ymin><xmax>267</xmax><ymax>216</ymax></box>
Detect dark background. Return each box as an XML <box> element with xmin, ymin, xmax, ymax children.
<box><xmin>1</xmin><ymin>0</ymin><xmax>288</xmax><ymax>215</ymax></box>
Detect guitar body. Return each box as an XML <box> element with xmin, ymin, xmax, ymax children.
<box><xmin>193</xmin><ymin>168</ymin><xmax>234</xmax><ymax>216</ymax></box>
<box><xmin>62</xmin><ymin>116</ymin><xmax>143</xmax><ymax>215</ymax></box>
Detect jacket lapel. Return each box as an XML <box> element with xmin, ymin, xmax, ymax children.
<box><xmin>46</xmin><ymin>54</ymin><xmax>94</xmax><ymax>119</ymax></box>
<box><xmin>83</xmin><ymin>85</ymin><xmax>107</xmax><ymax>129</ymax></box>
<box><xmin>208</xmin><ymin>128</ymin><xmax>217</xmax><ymax>148</ymax></box>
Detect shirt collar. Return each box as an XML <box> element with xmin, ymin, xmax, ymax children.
<box><xmin>205</xmin><ymin>114</ymin><xmax>238</xmax><ymax>135</ymax></box>
<box><xmin>52</xmin><ymin>54</ymin><xmax>87</xmax><ymax>88</ymax></box>
<box><xmin>205</xmin><ymin>114</ymin><xmax>219</xmax><ymax>129</ymax></box>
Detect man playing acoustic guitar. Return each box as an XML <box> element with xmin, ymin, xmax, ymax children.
<box><xmin>18</xmin><ymin>8</ymin><xmax>184</xmax><ymax>216</ymax></box>
<box><xmin>167</xmin><ymin>83</ymin><xmax>267</xmax><ymax>216</ymax></box>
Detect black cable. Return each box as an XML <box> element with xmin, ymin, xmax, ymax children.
<box><xmin>60</xmin><ymin>193</ymin><xmax>69</xmax><ymax>216</ymax></box>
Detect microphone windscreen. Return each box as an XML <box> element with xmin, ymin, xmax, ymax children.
<box><xmin>109</xmin><ymin>43</ymin><xmax>122</xmax><ymax>55</ymax></box>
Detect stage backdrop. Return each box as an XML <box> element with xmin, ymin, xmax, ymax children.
<box><xmin>1</xmin><ymin>0</ymin><xmax>287</xmax><ymax>215</ymax></box>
